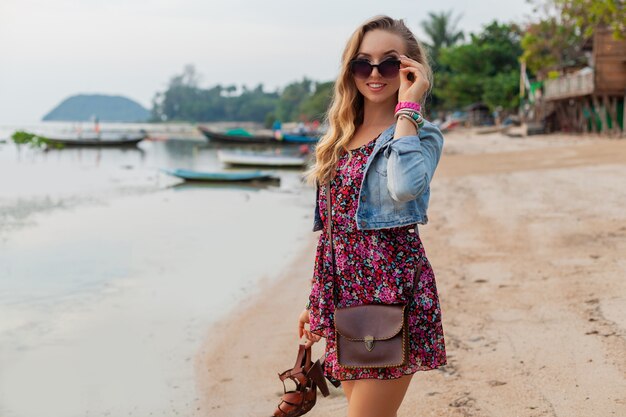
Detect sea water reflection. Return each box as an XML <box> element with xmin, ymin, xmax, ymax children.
<box><xmin>0</xmin><ymin>132</ymin><xmax>315</xmax><ymax>417</ymax></box>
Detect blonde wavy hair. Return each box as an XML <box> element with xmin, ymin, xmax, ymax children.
<box><xmin>303</xmin><ymin>15</ymin><xmax>432</xmax><ymax>187</ymax></box>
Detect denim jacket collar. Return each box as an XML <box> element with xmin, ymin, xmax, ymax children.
<box><xmin>371</xmin><ymin>123</ymin><xmax>397</xmax><ymax>154</ymax></box>
<box><xmin>358</xmin><ymin>122</ymin><xmax>396</xmax><ymax>175</ymax></box>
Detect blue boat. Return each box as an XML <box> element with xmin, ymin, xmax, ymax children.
<box><xmin>198</xmin><ymin>126</ymin><xmax>275</xmax><ymax>144</ymax></box>
<box><xmin>198</xmin><ymin>125</ymin><xmax>320</xmax><ymax>145</ymax></box>
<box><xmin>161</xmin><ymin>168</ymin><xmax>279</xmax><ymax>182</ymax></box>
<box><xmin>280</xmin><ymin>134</ymin><xmax>320</xmax><ymax>144</ymax></box>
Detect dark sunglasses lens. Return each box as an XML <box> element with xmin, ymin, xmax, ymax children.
<box><xmin>351</xmin><ymin>61</ymin><xmax>372</xmax><ymax>79</ymax></box>
<box><xmin>378</xmin><ymin>60</ymin><xmax>400</xmax><ymax>78</ymax></box>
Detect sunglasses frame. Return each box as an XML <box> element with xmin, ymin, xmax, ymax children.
<box><xmin>349</xmin><ymin>57</ymin><xmax>401</xmax><ymax>79</ymax></box>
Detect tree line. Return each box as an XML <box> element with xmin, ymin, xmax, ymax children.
<box><xmin>150</xmin><ymin>0</ymin><xmax>623</xmax><ymax>124</ymax></box>
<box><xmin>150</xmin><ymin>66</ymin><xmax>333</xmax><ymax>126</ymax></box>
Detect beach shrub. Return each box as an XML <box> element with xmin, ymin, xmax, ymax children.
<box><xmin>11</xmin><ymin>131</ymin><xmax>62</xmax><ymax>149</ymax></box>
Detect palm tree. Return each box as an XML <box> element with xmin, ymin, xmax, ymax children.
<box><xmin>421</xmin><ymin>10</ymin><xmax>465</xmax><ymax>62</ymax></box>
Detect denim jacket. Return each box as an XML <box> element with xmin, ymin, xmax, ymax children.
<box><xmin>312</xmin><ymin>119</ymin><xmax>444</xmax><ymax>232</ymax></box>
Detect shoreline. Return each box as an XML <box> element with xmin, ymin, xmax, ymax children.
<box><xmin>192</xmin><ymin>231</ymin><xmax>340</xmax><ymax>416</ymax></box>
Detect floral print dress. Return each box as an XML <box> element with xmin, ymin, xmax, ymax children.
<box><xmin>308</xmin><ymin>137</ymin><xmax>447</xmax><ymax>381</ymax></box>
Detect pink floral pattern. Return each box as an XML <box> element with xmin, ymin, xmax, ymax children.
<box><xmin>308</xmin><ymin>138</ymin><xmax>447</xmax><ymax>381</ymax></box>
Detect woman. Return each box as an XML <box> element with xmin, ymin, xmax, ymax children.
<box><xmin>298</xmin><ymin>15</ymin><xmax>447</xmax><ymax>417</ymax></box>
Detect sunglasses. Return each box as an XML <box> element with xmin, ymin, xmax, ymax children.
<box><xmin>349</xmin><ymin>58</ymin><xmax>401</xmax><ymax>79</ymax></box>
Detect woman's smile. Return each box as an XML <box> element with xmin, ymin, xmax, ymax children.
<box><xmin>366</xmin><ymin>82</ymin><xmax>386</xmax><ymax>92</ymax></box>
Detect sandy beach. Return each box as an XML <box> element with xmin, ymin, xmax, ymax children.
<box><xmin>195</xmin><ymin>131</ymin><xmax>626</xmax><ymax>417</ymax></box>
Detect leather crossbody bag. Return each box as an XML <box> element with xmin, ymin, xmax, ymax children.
<box><xmin>325</xmin><ymin>182</ymin><xmax>422</xmax><ymax>368</ymax></box>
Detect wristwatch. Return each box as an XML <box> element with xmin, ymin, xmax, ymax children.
<box><xmin>305</xmin><ymin>299</ymin><xmax>312</xmax><ymax>310</ymax></box>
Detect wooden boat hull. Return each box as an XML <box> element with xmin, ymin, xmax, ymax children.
<box><xmin>198</xmin><ymin>126</ymin><xmax>275</xmax><ymax>144</ymax></box>
<box><xmin>217</xmin><ymin>150</ymin><xmax>307</xmax><ymax>167</ymax></box>
<box><xmin>44</xmin><ymin>132</ymin><xmax>146</xmax><ymax>147</ymax></box>
<box><xmin>161</xmin><ymin>168</ymin><xmax>279</xmax><ymax>182</ymax></box>
<box><xmin>279</xmin><ymin>134</ymin><xmax>320</xmax><ymax>144</ymax></box>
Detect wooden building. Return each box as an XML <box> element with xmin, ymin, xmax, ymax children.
<box><xmin>466</xmin><ymin>102</ymin><xmax>494</xmax><ymax>126</ymax></box>
<box><xmin>541</xmin><ymin>28</ymin><xmax>625</xmax><ymax>136</ymax></box>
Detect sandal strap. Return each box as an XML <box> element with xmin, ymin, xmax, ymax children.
<box><xmin>278</xmin><ymin>368</ymin><xmax>307</xmax><ymax>385</ymax></box>
<box><xmin>277</xmin><ymin>344</ymin><xmax>314</xmax><ymax>386</ymax></box>
<box><xmin>293</xmin><ymin>345</ymin><xmax>306</xmax><ymax>369</ymax></box>
<box><xmin>272</xmin><ymin>391</ymin><xmax>305</xmax><ymax>417</ymax></box>
<box><xmin>273</xmin><ymin>400</ymin><xmax>298</xmax><ymax>417</ymax></box>
<box><xmin>303</xmin><ymin>345</ymin><xmax>312</xmax><ymax>372</ymax></box>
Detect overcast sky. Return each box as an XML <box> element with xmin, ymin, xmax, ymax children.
<box><xmin>0</xmin><ymin>0</ymin><xmax>536</xmax><ymax>123</ymax></box>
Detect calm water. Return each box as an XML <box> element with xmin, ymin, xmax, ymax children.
<box><xmin>0</xmin><ymin>122</ymin><xmax>317</xmax><ymax>417</ymax></box>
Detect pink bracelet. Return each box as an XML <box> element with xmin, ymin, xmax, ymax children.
<box><xmin>395</xmin><ymin>101</ymin><xmax>422</xmax><ymax>113</ymax></box>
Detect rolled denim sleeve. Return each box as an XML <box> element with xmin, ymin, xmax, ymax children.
<box><xmin>383</xmin><ymin>121</ymin><xmax>444</xmax><ymax>202</ymax></box>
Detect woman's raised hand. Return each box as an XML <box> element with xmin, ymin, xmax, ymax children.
<box><xmin>298</xmin><ymin>308</ymin><xmax>321</xmax><ymax>348</ymax></box>
<box><xmin>398</xmin><ymin>55</ymin><xmax>430</xmax><ymax>103</ymax></box>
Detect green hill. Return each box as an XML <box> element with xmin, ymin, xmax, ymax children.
<box><xmin>43</xmin><ymin>94</ymin><xmax>150</xmax><ymax>122</ymax></box>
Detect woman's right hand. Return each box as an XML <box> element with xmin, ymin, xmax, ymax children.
<box><xmin>298</xmin><ymin>308</ymin><xmax>321</xmax><ymax>348</ymax></box>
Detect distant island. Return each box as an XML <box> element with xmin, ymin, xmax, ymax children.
<box><xmin>43</xmin><ymin>94</ymin><xmax>150</xmax><ymax>122</ymax></box>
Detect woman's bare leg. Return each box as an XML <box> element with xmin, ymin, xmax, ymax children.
<box><xmin>346</xmin><ymin>374</ymin><xmax>413</xmax><ymax>417</ymax></box>
<box><xmin>342</xmin><ymin>380</ymin><xmax>356</xmax><ymax>402</ymax></box>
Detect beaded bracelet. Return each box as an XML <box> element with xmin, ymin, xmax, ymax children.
<box><xmin>395</xmin><ymin>113</ymin><xmax>424</xmax><ymax>131</ymax></box>
<box><xmin>395</xmin><ymin>108</ymin><xmax>422</xmax><ymax>119</ymax></box>
<box><xmin>395</xmin><ymin>101</ymin><xmax>422</xmax><ymax>114</ymax></box>
<box><xmin>397</xmin><ymin>114</ymin><xmax>419</xmax><ymax>131</ymax></box>
<box><xmin>395</xmin><ymin>110</ymin><xmax>424</xmax><ymax>127</ymax></box>
<box><xmin>395</xmin><ymin>109</ymin><xmax>425</xmax><ymax>128</ymax></box>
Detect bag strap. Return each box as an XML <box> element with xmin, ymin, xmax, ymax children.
<box><xmin>324</xmin><ymin>181</ymin><xmax>422</xmax><ymax>309</ymax></box>
<box><xmin>325</xmin><ymin>181</ymin><xmax>339</xmax><ymax>306</ymax></box>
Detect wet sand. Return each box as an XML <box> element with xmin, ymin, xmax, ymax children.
<box><xmin>195</xmin><ymin>131</ymin><xmax>626</xmax><ymax>416</ymax></box>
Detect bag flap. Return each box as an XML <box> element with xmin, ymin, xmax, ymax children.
<box><xmin>334</xmin><ymin>304</ymin><xmax>405</xmax><ymax>341</ymax></box>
